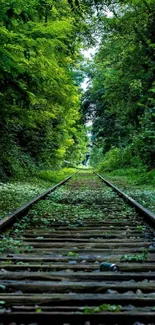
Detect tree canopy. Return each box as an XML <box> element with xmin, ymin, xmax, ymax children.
<box><xmin>0</xmin><ymin>0</ymin><xmax>89</xmax><ymax>178</ymax></box>
<box><xmin>0</xmin><ymin>0</ymin><xmax>155</xmax><ymax>179</ymax></box>
<box><xmin>83</xmin><ymin>0</ymin><xmax>155</xmax><ymax>170</ymax></box>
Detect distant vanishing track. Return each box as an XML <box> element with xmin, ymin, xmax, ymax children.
<box><xmin>0</xmin><ymin>171</ymin><xmax>155</xmax><ymax>325</ymax></box>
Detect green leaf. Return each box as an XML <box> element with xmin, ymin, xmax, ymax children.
<box><xmin>36</xmin><ymin>308</ymin><xmax>42</xmax><ymax>313</ymax></box>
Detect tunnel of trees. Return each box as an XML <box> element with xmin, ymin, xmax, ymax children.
<box><xmin>0</xmin><ymin>0</ymin><xmax>155</xmax><ymax>180</ymax></box>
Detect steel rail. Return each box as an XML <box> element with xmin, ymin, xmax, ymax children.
<box><xmin>0</xmin><ymin>171</ymin><xmax>77</xmax><ymax>231</ymax></box>
<box><xmin>94</xmin><ymin>171</ymin><xmax>155</xmax><ymax>225</ymax></box>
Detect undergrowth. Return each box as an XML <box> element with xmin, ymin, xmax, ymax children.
<box><xmin>0</xmin><ymin>168</ymin><xmax>75</xmax><ymax>219</ymax></box>
<box><xmin>98</xmin><ymin>168</ymin><xmax>155</xmax><ymax>214</ymax></box>
<box><xmin>84</xmin><ymin>304</ymin><xmax>123</xmax><ymax>313</ymax></box>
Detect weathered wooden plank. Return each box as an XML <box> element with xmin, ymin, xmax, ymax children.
<box><xmin>21</xmin><ymin>236</ymin><xmax>148</xmax><ymax>242</ymax></box>
<box><xmin>1</xmin><ymin>293</ymin><xmax>155</xmax><ymax>304</ymax></box>
<box><xmin>1</xmin><ymin>253</ymin><xmax>154</xmax><ymax>263</ymax></box>
<box><xmin>42</xmin><ymin>224</ymin><xmax>140</xmax><ymax>228</ymax></box>
<box><xmin>1</xmin><ymin>280</ymin><xmax>155</xmax><ymax>293</ymax></box>
<box><xmin>21</xmin><ymin>241</ymin><xmax>152</xmax><ymax>248</ymax></box>
<box><xmin>8</xmin><ymin>305</ymin><xmax>155</xmax><ymax>312</ymax></box>
<box><xmin>27</xmin><ymin>248</ymin><xmax>154</xmax><ymax>254</ymax></box>
<box><xmin>23</xmin><ymin>227</ymin><xmax>148</xmax><ymax>236</ymax></box>
<box><xmin>0</xmin><ymin>271</ymin><xmax>155</xmax><ymax>281</ymax></box>
<box><xmin>19</xmin><ymin>237</ymin><xmax>150</xmax><ymax>243</ymax></box>
<box><xmin>1</xmin><ymin>263</ymin><xmax>155</xmax><ymax>271</ymax></box>
<box><xmin>26</xmin><ymin>225</ymin><xmax>142</xmax><ymax>230</ymax></box>
<box><xmin>1</xmin><ymin>311</ymin><xmax>155</xmax><ymax>325</ymax></box>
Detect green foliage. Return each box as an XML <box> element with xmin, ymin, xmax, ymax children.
<box><xmin>91</xmin><ymin>146</ymin><xmax>133</xmax><ymax>171</ymax></box>
<box><xmin>35</xmin><ymin>308</ymin><xmax>42</xmax><ymax>313</ymax></box>
<box><xmin>0</xmin><ymin>167</ymin><xmax>75</xmax><ymax>218</ymax></box>
<box><xmin>84</xmin><ymin>304</ymin><xmax>123</xmax><ymax>313</ymax></box>
<box><xmin>37</xmin><ymin>168</ymin><xmax>75</xmax><ymax>183</ymax></box>
<box><xmin>0</xmin><ymin>179</ymin><xmax>48</xmax><ymax>218</ymax></box>
<box><xmin>100</xmin><ymin>169</ymin><xmax>155</xmax><ymax>213</ymax></box>
<box><xmin>0</xmin><ymin>236</ymin><xmax>32</xmax><ymax>254</ymax></box>
<box><xmin>120</xmin><ymin>251</ymin><xmax>148</xmax><ymax>262</ymax></box>
<box><xmin>0</xmin><ymin>237</ymin><xmax>21</xmax><ymax>253</ymax></box>
<box><xmin>67</xmin><ymin>251</ymin><xmax>79</xmax><ymax>257</ymax></box>
<box><xmin>0</xmin><ymin>0</ymin><xmax>88</xmax><ymax>180</ymax></box>
<box><xmin>28</xmin><ymin>197</ymin><xmax>60</xmax><ymax>218</ymax></box>
<box><xmin>83</xmin><ymin>0</ymin><xmax>155</xmax><ymax>172</ymax></box>
<box><xmin>136</xmin><ymin>225</ymin><xmax>146</xmax><ymax>232</ymax></box>
<box><xmin>100</xmin><ymin>166</ymin><xmax>155</xmax><ymax>189</ymax></box>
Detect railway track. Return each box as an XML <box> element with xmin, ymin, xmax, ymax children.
<box><xmin>0</xmin><ymin>171</ymin><xmax>155</xmax><ymax>325</ymax></box>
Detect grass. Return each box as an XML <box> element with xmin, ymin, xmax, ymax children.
<box><xmin>99</xmin><ymin>167</ymin><xmax>155</xmax><ymax>214</ymax></box>
<box><xmin>0</xmin><ymin>168</ymin><xmax>75</xmax><ymax>219</ymax></box>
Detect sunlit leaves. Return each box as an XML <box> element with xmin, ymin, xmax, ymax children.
<box><xmin>0</xmin><ymin>0</ymin><xmax>87</xmax><ymax>177</ymax></box>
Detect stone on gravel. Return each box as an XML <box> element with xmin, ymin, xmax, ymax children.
<box><xmin>124</xmin><ymin>304</ymin><xmax>136</xmax><ymax>310</ymax></box>
<box><xmin>136</xmin><ymin>289</ymin><xmax>143</xmax><ymax>294</ymax></box>
<box><xmin>106</xmin><ymin>289</ymin><xmax>118</xmax><ymax>294</ymax></box>
<box><xmin>123</xmin><ymin>291</ymin><xmax>134</xmax><ymax>295</ymax></box>
<box><xmin>68</xmin><ymin>260</ymin><xmax>77</xmax><ymax>265</ymax></box>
